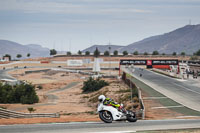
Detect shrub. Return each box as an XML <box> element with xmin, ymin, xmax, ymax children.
<box><xmin>133</xmin><ymin>103</ymin><xmax>139</xmax><ymax>109</ymax></box>
<box><xmin>118</xmin><ymin>94</ymin><xmax>130</xmax><ymax>103</ymax></box>
<box><xmin>82</xmin><ymin>77</ymin><xmax>109</xmax><ymax>93</ymax></box>
<box><xmin>83</xmin><ymin>96</ymin><xmax>89</xmax><ymax>99</ymax></box>
<box><xmin>116</xmin><ymin>89</ymin><xmax>130</xmax><ymax>93</ymax></box>
<box><xmin>27</xmin><ymin>107</ymin><xmax>36</xmax><ymax>113</ymax></box>
<box><xmin>37</xmin><ymin>85</ymin><xmax>43</xmax><ymax>89</ymax></box>
<box><xmin>131</xmin><ymin>88</ymin><xmax>139</xmax><ymax>98</ymax></box>
<box><xmin>0</xmin><ymin>106</ymin><xmax>7</xmax><ymax>109</ymax></box>
<box><xmin>133</xmin><ymin>96</ymin><xmax>139</xmax><ymax>103</ymax></box>
<box><xmin>0</xmin><ymin>83</ymin><xmax>39</xmax><ymax>104</ymax></box>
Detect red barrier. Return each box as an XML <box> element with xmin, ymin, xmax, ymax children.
<box><xmin>40</xmin><ymin>61</ymin><xmax>49</xmax><ymax>63</ymax></box>
<box><xmin>153</xmin><ymin>65</ymin><xmax>171</xmax><ymax>70</ymax></box>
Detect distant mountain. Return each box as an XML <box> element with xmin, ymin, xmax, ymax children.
<box><xmin>0</xmin><ymin>40</ymin><xmax>50</xmax><ymax>59</ymax></box>
<box><xmin>83</xmin><ymin>24</ymin><xmax>200</xmax><ymax>55</ymax></box>
<box><xmin>82</xmin><ymin>45</ymin><xmax>124</xmax><ymax>53</ymax></box>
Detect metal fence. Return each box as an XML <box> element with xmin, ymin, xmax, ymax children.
<box><xmin>122</xmin><ymin>71</ymin><xmax>145</xmax><ymax>119</ymax></box>
<box><xmin>0</xmin><ymin>108</ymin><xmax>59</xmax><ymax>119</ymax></box>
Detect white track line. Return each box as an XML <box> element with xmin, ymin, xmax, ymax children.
<box><xmin>91</xmin><ymin>131</ymin><xmax>136</xmax><ymax>133</ymax></box>
<box><xmin>176</xmin><ymin>116</ymin><xmax>200</xmax><ymax>118</ymax></box>
<box><xmin>143</xmin><ymin>97</ymin><xmax>167</xmax><ymax>100</ymax></box>
<box><xmin>151</xmin><ymin>105</ymin><xmax>184</xmax><ymax>109</ymax></box>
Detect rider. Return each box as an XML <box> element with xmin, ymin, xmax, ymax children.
<box><xmin>98</xmin><ymin>95</ymin><xmax>122</xmax><ymax>110</ymax></box>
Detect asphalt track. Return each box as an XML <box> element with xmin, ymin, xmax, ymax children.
<box><xmin>0</xmin><ymin>119</ymin><xmax>200</xmax><ymax>133</ymax></box>
<box><xmin>124</xmin><ymin>67</ymin><xmax>200</xmax><ymax>112</ymax></box>
<box><xmin>0</xmin><ymin>68</ymin><xmax>16</xmax><ymax>80</ymax></box>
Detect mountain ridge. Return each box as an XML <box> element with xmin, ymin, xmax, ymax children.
<box><xmin>0</xmin><ymin>40</ymin><xmax>50</xmax><ymax>59</ymax></box>
<box><xmin>82</xmin><ymin>24</ymin><xmax>200</xmax><ymax>55</ymax></box>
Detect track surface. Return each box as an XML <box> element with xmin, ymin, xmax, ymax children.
<box><xmin>1</xmin><ymin>119</ymin><xmax>200</xmax><ymax>133</ymax></box>
<box><xmin>126</xmin><ymin>67</ymin><xmax>200</xmax><ymax>111</ymax></box>
<box><xmin>0</xmin><ymin>68</ymin><xmax>16</xmax><ymax>80</ymax></box>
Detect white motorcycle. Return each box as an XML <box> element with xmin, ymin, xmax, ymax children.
<box><xmin>97</xmin><ymin>102</ymin><xmax>137</xmax><ymax>123</ymax></box>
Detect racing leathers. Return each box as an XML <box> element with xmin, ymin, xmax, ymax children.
<box><xmin>103</xmin><ymin>98</ymin><xmax>120</xmax><ymax>109</ymax></box>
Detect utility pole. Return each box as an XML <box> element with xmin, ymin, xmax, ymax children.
<box><xmin>109</xmin><ymin>45</ymin><xmax>111</xmax><ymax>76</ymax></box>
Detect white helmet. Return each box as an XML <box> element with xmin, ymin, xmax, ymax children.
<box><xmin>98</xmin><ymin>95</ymin><xmax>106</xmax><ymax>102</ymax></box>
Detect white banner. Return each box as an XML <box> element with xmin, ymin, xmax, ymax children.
<box><xmin>67</xmin><ymin>60</ymin><xmax>83</xmax><ymax>66</ymax></box>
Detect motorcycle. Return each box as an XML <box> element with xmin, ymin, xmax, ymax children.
<box><xmin>97</xmin><ymin>102</ymin><xmax>137</xmax><ymax>123</ymax></box>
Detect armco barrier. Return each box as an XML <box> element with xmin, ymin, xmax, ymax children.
<box><xmin>0</xmin><ymin>108</ymin><xmax>59</xmax><ymax>119</ymax></box>
<box><xmin>138</xmin><ymin>88</ymin><xmax>145</xmax><ymax>119</ymax></box>
<box><xmin>121</xmin><ymin>67</ymin><xmax>145</xmax><ymax>119</ymax></box>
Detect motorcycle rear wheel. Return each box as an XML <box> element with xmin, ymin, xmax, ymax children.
<box><xmin>99</xmin><ymin>111</ymin><xmax>113</xmax><ymax>123</ymax></box>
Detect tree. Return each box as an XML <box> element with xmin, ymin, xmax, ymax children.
<box><xmin>133</xmin><ymin>51</ymin><xmax>139</xmax><ymax>55</ymax></box>
<box><xmin>27</xmin><ymin>53</ymin><xmax>30</xmax><ymax>58</ymax></box>
<box><xmin>67</xmin><ymin>51</ymin><xmax>71</xmax><ymax>56</ymax></box>
<box><xmin>113</xmin><ymin>50</ymin><xmax>118</xmax><ymax>56</ymax></box>
<box><xmin>3</xmin><ymin>54</ymin><xmax>11</xmax><ymax>61</ymax></box>
<box><xmin>85</xmin><ymin>51</ymin><xmax>90</xmax><ymax>55</ymax></box>
<box><xmin>152</xmin><ymin>51</ymin><xmax>159</xmax><ymax>55</ymax></box>
<box><xmin>180</xmin><ymin>52</ymin><xmax>186</xmax><ymax>56</ymax></box>
<box><xmin>16</xmin><ymin>54</ymin><xmax>22</xmax><ymax>59</ymax></box>
<box><xmin>27</xmin><ymin>107</ymin><xmax>36</xmax><ymax>113</ymax></box>
<box><xmin>195</xmin><ymin>49</ymin><xmax>200</xmax><ymax>56</ymax></box>
<box><xmin>50</xmin><ymin>49</ymin><xmax>57</xmax><ymax>56</ymax></box>
<box><xmin>144</xmin><ymin>52</ymin><xmax>148</xmax><ymax>55</ymax></box>
<box><xmin>162</xmin><ymin>53</ymin><xmax>166</xmax><ymax>55</ymax></box>
<box><xmin>78</xmin><ymin>50</ymin><xmax>82</xmax><ymax>55</ymax></box>
<box><xmin>123</xmin><ymin>51</ymin><xmax>128</xmax><ymax>56</ymax></box>
<box><xmin>94</xmin><ymin>47</ymin><xmax>100</xmax><ymax>57</ymax></box>
<box><xmin>104</xmin><ymin>51</ymin><xmax>110</xmax><ymax>56</ymax></box>
<box><xmin>172</xmin><ymin>52</ymin><xmax>177</xmax><ymax>56</ymax></box>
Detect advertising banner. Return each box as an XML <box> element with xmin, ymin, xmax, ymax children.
<box><xmin>67</xmin><ymin>60</ymin><xmax>83</xmax><ymax>66</ymax></box>
<box><xmin>120</xmin><ymin>60</ymin><xmax>147</xmax><ymax>65</ymax></box>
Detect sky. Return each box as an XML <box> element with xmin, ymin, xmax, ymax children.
<box><xmin>0</xmin><ymin>0</ymin><xmax>200</xmax><ymax>53</ymax></box>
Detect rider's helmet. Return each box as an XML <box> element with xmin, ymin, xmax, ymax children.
<box><xmin>98</xmin><ymin>95</ymin><xmax>106</xmax><ymax>102</ymax></box>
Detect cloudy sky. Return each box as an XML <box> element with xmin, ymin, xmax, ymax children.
<box><xmin>0</xmin><ymin>0</ymin><xmax>200</xmax><ymax>52</ymax></box>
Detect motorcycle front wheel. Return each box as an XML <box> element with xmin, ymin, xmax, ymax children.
<box><xmin>99</xmin><ymin>111</ymin><xmax>113</xmax><ymax>123</ymax></box>
<box><xmin>126</xmin><ymin>111</ymin><xmax>137</xmax><ymax>122</ymax></box>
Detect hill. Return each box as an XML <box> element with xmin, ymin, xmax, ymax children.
<box><xmin>83</xmin><ymin>24</ymin><xmax>200</xmax><ymax>55</ymax></box>
<box><xmin>0</xmin><ymin>40</ymin><xmax>50</xmax><ymax>59</ymax></box>
<box><xmin>82</xmin><ymin>45</ymin><xmax>124</xmax><ymax>53</ymax></box>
